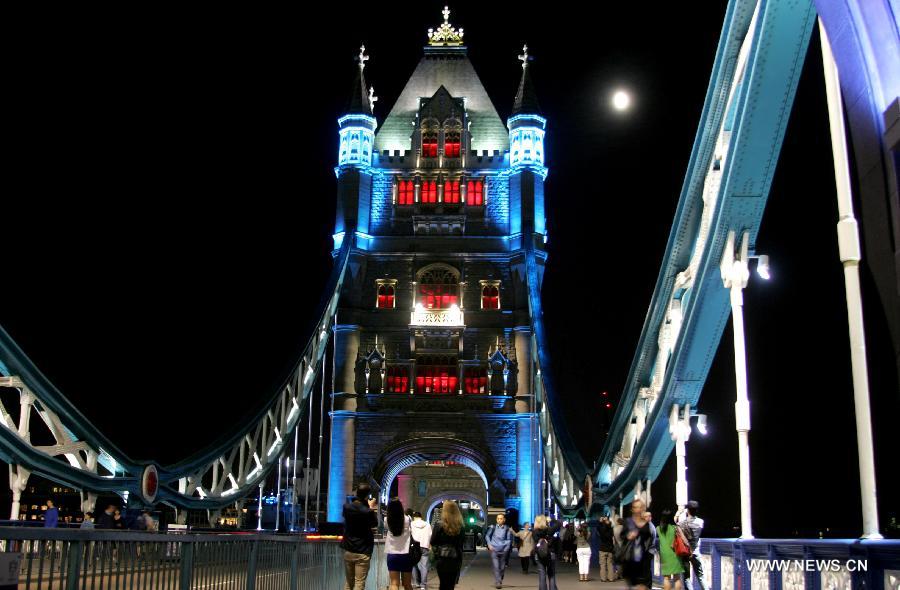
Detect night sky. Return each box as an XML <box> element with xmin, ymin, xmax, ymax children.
<box><xmin>3</xmin><ymin>3</ymin><xmax>897</xmax><ymax>537</ymax></box>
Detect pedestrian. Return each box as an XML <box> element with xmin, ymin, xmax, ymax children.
<box><xmin>429</xmin><ymin>501</ymin><xmax>464</xmax><ymax>590</ymax></box>
<box><xmin>80</xmin><ymin>512</ymin><xmax>95</xmax><ymax>530</ymax></box>
<box><xmin>657</xmin><ymin>510</ymin><xmax>685</xmax><ymax>590</ymax></box>
<box><xmin>384</xmin><ymin>498</ymin><xmax>414</xmax><ymax>590</ymax></box>
<box><xmin>44</xmin><ymin>499</ymin><xmax>58</xmax><ymax>528</ymax></box>
<box><xmin>341</xmin><ymin>483</ymin><xmax>379</xmax><ymax>590</ymax></box>
<box><xmin>618</xmin><ymin>499</ymin><xmax>657</xmax><ymax>590</ymax></box>
<box><xmin>485</xmin><ymin>514</ymin><xmax>513</xmax><ymax>589</ymax></box>
<box><xmin>142</xmin><ymin>511</ymin><xmax>158</xmax><ymax>532</ymax></box>
<box><xmin>575</xmin><ymin>524</ymin><xmax>592</xmax><ymax>581</ymax></box>
<box><xmin>675</xmin><ymin>501</ymin><xmax>706</xmax><ymax>590</ymax></box>
<box><xmin>532</xmin><ymin>515</ymin><xmax>561</xmax><ymax>590</ymax></box>
<box><xmin>612</xmin><ymin>517</ymin><xmax>625</xmax><ymax>580</ymax></box>
<box><xmin>515</xmin><ymin>522</ymin><xmax>534</xmax><ymax>574</ymax></box>
<box><xmin>597</xmin><ymin>516</ymin><xmax>615</xmax><ymax>582</ymax></box>
<box><xmin>410</xmin><ymin>511</ymin><xmax>432</xmax><ymax>590</ymax></box>
<box><xmin>113</xmin><ymin>509</ymin><xmax>126</xmax><ymax>530</ymax></box>
<box><xmin>96</xmin><ymin>505</ymin><xmax>116</xmax><ymax>529</ymax></box>
<box><xmin>561</xmin><ymin>523</ymin><xmax>575</xmax><ymax>563</ymax></box>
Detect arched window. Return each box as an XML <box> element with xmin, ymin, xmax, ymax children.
<box><xmin>481</xmin><ymin>283</ymin><xmax>500</xmax><ymax>309</ymax></box>
<box><xmin>417</xmin><ymin>265</ymin><xmax>459</xmax><ymax>309</ymax></box>
<box><xmin>443</xmin><ymin>179</ymin><xmax>460</xmax><ymax>203</ymax></box>
<box><xmin>397</xmin><ymin>180</ymin><xmax>414</xmax><ymax>205</ymax></box>
<box><xmin>422</xmin><ymin>131</ymin><xmax>438</xmax><ymax>158</ymax></box>
<box><xmin>464</xmin><ymin>367</ymin><xmax>488</xmax><ymax>394</ymax></box>
<box><xmin>444</xmin><ymin>130</ymin><xmax>461</xmax><ymax>158</ymax></box>
<box><xmin>422</xmin><ymin>180</ymin><xmax>438</xmax><ymax>204</ymax></box>
<box><xmin>386</xmin><ymin>366</ymin><xmax>408</xmax><ymax>393</ymax></box>
<box><xmin>466</xmin><ymin>179</ymin><xmax>484</xmax><ymax>206</ymax></box>
<box><xmin>416</xmin><ymin>355</ymin><xmax>458</xmax><ymax>394</ymax></box>
<box><xmin>376</xmin><ymin>280</ymin><xmax>396</xmax><ymax>309</ymax></box>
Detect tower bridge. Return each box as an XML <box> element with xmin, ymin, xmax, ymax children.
<box><xmin>1</xmin><ymin>0</ymin><xmax>899</xmax><ymax>587</ymax></box>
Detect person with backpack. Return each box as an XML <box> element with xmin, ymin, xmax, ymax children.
<box><xmin>675</xmin><ymin>501</ymin><xmax>707</xmax><ymax>590</ymax></box>
<box><xmin>485</xmin><ymin>514</ymin><xmax>513</xmax><ymax>589</ymax></box>
<box><xmin>532</xmin><ymin>515</ymin><xmax>561</xmax><ymax>590</ymax></box>
<box><xmin>657</xmin><ymin>510</ymin><xmax>685</xmax><ymax>590</ymax></box>
<box><xmin>516</xmin><ymin>522</ymin><xmax>535</xmax><ymax>574</ymax></box>
<box><xmin>429</xmin><ymin>501</ymin><xmax>465</xmax><ymax>590</ymax></box>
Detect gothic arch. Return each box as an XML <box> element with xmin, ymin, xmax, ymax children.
<box><xmin>370</xmin><ymin>437</ymin><xmax>497</xmax><ymax>503</ymax></box>
<box><xmin>415</xmin><ymin>262</ymin><xmax>460</xmax><ymax>283</ymax></box>
<box><xmin>423</xmin><ymin>490</ymin><xmax>486</xmax><ymax>522</ymax></box>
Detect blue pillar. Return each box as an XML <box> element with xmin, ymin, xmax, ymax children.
<box><xmin>327</xmin><ymin>412</ymin><xmax>355</xmax><ymax>522</ymax></box>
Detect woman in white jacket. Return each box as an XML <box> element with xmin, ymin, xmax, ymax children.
<box><xmin>410</xmin><ymin>512</ymin><xmax>433</xmax><ymax>590</ymax></box>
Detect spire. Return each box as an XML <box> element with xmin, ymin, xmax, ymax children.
<box><xmin>511</xmin><ymin>44</ymin><xmax>542</xmax><ymax>116</ymax></box>
<box><xmin>346</xmin><ymin>44</ymin><xmax>373</xmax><ymax>116</ymax></box>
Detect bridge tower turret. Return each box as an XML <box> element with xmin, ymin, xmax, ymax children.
<box><xmin>334</xmin><ymin>45</ymin><xmax>378</xmax><ymax>244</ymax></box>
<box><xmin>507</xmin><ymin>44</ymin><xmax>547</xmax><ymax>242</ymax></box>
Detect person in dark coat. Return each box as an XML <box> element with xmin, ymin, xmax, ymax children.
<box><xmin>532</xmin><ymin>515</ymin><xmax>562</xmax><ymax>590</ymax></box>
<box><xmin>429</xmin><ymin>501</ymin><xmax>465</xmax><ymax>590</ymax></box>
<box><xmin>95</xmin><ymin>505</ymin><xmax>117</xmax><ymax>529</ymax></box>
<box><xmin>597</xmin><ymin>516</ymin><xmax>615</xmax><ymax>582</ymax></box>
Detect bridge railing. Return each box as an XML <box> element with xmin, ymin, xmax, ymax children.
<box><xmin>0</xmin><ymin>528</ymin><xmax>390</xmax><ymax>590</ymax></box>
<box><xmin>695</xmin><ymin>538</ymin><xmax>900</xmax><ymax>590</ymax></box>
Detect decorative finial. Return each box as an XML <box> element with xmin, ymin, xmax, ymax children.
<box><xmin>427</xmin><ymin>6</ymin><xmax>464</xmax><ymax>46</ymax></box>
<box><xmin>358</xmin><ymin>44</ymin><xmax>369</xmax><ymax>70</ymax></box>
<box><xmin>518</xmin><ymin>44</ymin><xmax>530</xmax><ymax>69</ymax></box>
<box><xmin>368</xmin><ymin>86</ymin><xmax>378</xmax><ymax>111</ymax></box>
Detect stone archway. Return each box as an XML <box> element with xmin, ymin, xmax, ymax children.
<box><xmin>371</xmin><ymin>437</ymin><xmax>498</xmax><ymax>504</ymax></box>
<box><xmin>422</xmin><ymin>490</ymin><xmax>486</xmax><ymax>522</ymax></box>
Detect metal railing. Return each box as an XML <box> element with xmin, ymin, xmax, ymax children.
<box><xmin>0</xmin><ymin>528</ymin><xmax>389</xmax><ymax>590</ymax></box>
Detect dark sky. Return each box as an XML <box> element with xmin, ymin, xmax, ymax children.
<box><xmin>3</xmin><ymin>2</ymin><xmax>897</xmax><ymax>537</ymax></box>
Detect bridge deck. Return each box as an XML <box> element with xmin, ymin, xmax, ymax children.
<box><xmin>450</xmin><ymin>549</ymin><xmax>624</xmax><ymax>590</ymax></box>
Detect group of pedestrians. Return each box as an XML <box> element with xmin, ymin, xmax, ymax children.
<box><xmin>42</xmin><ymin>499</ymin><xmax>156</xmax><ymax>531</ymax></box>
<box><xmin>339</xmin><ymin>483</ymin><xmax>706</xmax><ymax>590</ymax></box>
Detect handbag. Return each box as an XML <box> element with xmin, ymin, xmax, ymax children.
<box><xmin>408</xmin><ymin>519</ymin><xmax>422</xmax><ymax>564</ymax></box>
<box><xmin>614</xmin><ymin>538</ymin><xmax>635</xmax><ymax>564</ymax></box>
<box><xmin>673</xmin><ymin>527</ymin><xmax>691</xmax><ymax>558</ymax></box>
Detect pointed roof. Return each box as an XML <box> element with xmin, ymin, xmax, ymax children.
<box><xmin>375</xmin><ymin>51</ymin><xmax>508</xmax><ymax>153</ymax></box>
<box><xmin>345</xmin><ymin>45</ymin><xmax>373</xmax><ymax>116</ymax></box>
<box><xmin>511</xmin><ymin>44</ymin><xmax>541</xmax><ymax>116</ymax></box>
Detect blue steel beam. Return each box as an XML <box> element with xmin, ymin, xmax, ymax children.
<box><xmin>592</xmin><ymin>0</ymin><xmax>816</xmax><ymax>506</ymax></box>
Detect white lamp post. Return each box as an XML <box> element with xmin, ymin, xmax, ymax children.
<box><xmin>669</xmin><ymin>404</ymin><xmax>708</xmax><ymax>511</ymax></box>
<box><xmin>720</xmin><ymin>229</ymin><xmax>754</xmax><ymax>539</ymax></box>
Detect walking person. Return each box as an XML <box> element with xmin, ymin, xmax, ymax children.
<box><xmin>618</xmin><ymin>499</ymin><xmax>657</xmax><ymax>590</ymax></box>
<box><xmin>113</xmin><ymin>509</ymin><xmax>126</xmax><ymax>530</ymax></box>
<box><xmin>410</xmin><ymin>512</ymin><xmax>432</xmax><ymax>590</ymax></box>
<box><xmin>80</xmin><ymin>512</ymin><xmax>95</xmax><ymax>529</ymax></box>
<box><xmin>385</xmin><ymin>499</ymin><xmax>414</xmax><ymax>590</ymax></box>
<box><xmin>341</xmin><ymin>483</ymin><xmax>379</xmax><ymax>590</ymax></box>
<box><xmin>532</xmin><ymin>515</ymin><xmax>561</xmax><ymax>590</ymax></box>
<box><xmin>657</xmin><ymin>510</ymin><xmax>685</xmax><ymax>590</ymax></box>
<box><xmin>561</xmin><ymin>523</ymin><xmax>575</xmax><ymax>563</ymax></box>
<box><xmin>612</xmin><ymin>517</ymin><xmax>625</xmax><ymax>580</ymax></box>
<box><xmin>96</xmin><ymin>505</ymin><xmax>116</xmax><ymax>529</ymax></box>
<box><xmin>516</xmin><ymin>522</ymin><xmax>534</xmax><ymax>574</ymax></box>
<box><xmin>597</xmin><ymin>516</ymin><xmax>615</xmax><ymax>582</ymax></box>
<box><xmin>44</xmin><ymin>500</ymin><xmax>59</xmax><ymax>528</ymax></box>
<box><xmin>429</xmin><ymin>501</ymin><xmax>464</xmax><ymax>590</ymax></box>
<box><xmin>485</xmin><ymin>514</ymin><xmax>513</xmax><ymax>589</ymax></box>
<box><xmin>675</xmin><ymin>501</ymin><xmax>707</xmax><ymax>590</ymax></box>
<box><xmin>575</xmin><ymin>524</ymin><xmax>592</xmax><ymax>581</ymax></box>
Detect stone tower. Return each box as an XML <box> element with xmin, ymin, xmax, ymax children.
<box><xmin>327</xmin><ymin>9</ymin><xmax>548</xmax><ymax>524</ymax></box>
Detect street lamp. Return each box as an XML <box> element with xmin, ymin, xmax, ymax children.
<box><xmin>668</xmin><ymin>405</ymin><xmax>707</xmax><ymax>510</ymax></box>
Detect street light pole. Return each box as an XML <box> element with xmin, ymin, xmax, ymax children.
<box><xmin>721</xmin><ymin>229</ymin><xmax>754</xmax><ymax>539</ymax></box>
<box><xmin>819</xmin><ymin>20</ymin><xmax>882</xmax><ymax>539</ymax></box>
<box><xmin>669</xmin><ymin>403</ymin><xmax>692</xmax><ymax>510</ymax></box>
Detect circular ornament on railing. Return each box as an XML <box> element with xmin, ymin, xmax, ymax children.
<box><xmin>141</xmin><ymin>464</ymin><xmax>159</xmax><ymax>504</ymax></box>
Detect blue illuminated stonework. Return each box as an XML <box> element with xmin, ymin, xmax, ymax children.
<box><xmin>326</xmin><ymin>17</ymin><xmax>547</xmax><ymax>524</ymax></box>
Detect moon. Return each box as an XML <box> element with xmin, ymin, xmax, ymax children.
<box><xmin>612</xmin><ymin>90</ymin><xmax>631</xmax><ymax>111</ymax></box>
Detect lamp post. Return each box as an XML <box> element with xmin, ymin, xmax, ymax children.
<box><xmin>720</xmin><ymin>229</ymin><xmax>754</xmax><ymax>539</ymax></box>
<box><xmin>669</xmin><ymin>404</ymin><xmax>708</xmax><ymax>511</ymax></box>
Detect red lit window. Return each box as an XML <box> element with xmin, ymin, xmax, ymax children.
<box><xmin>464</xmin><ymin>367</ymin><xmax>488</xmax><ymax>394</ymax></box>
<box><xmin>481</xmin><ymin>284</ymin><xmax>499</xmax><ymax>309</ymax></box>
<box><xmin>397</xmin><ymin>180</ymin><xmax>414</xmax><ymax>205</ymax></box>
<box><xmin>466</xmin><ymin>179</ymin><xmax>484</xmax><ymax>206</ymax></box>
<box><xmin>422</xmin><ymin>132</ymin><xmax>438</xmax><ymax>158</ymax></box>
<box><xmin>443</xmin><ymin>180</ymin><xmax>460</xmax><ymax>203</ymax></box>
<box><xmin>422</xmin><ymin>180</ymin><xmax>438</xmax><ymax>204</ymax></box>
<box><xmin>445</xmin><ymin>132</ymin><xmax>461</xmax><ymax>158</ymax></box>
<box><xmin>415</xmin><ymin>356</ymin><xmax>458</xmax><ymax>394</ymax></box>
<box><xmin>386</xmin><ymin>366</ymin><xmax>409</xmax><ymax>393</ymax></box>
<box><xmin>418</xmin><ymin>283</ymin><xmax>458</xmax><ymax>309</ymax></box>
<box><xmin>376</xmin><ymin>283</ymin><xmax>395</xmax><ymax>309</ymax></box>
